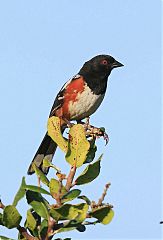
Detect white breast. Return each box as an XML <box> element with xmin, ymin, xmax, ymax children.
<box><xmin>68</xmin><ymin>84</ymin><xmax>105</xmax><ymax>120</ymax></box>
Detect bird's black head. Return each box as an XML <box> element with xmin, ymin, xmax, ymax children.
<box><xmin>79</xmin><ymin>54</ymin><xmax>124</xmax><ymax>79</ymax></box>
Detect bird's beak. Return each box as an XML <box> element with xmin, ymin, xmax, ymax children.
<box><xmin>112</xmin><ymin>60</ymin><xmax>124</xmax><ymax>69</ymax></box>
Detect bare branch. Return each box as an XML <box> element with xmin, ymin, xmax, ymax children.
<box><xmin>98</xmin><ymin>183</ymin><xmax>111</xmax><ymax>206</ymax></box>
<box><xmin>45</xmin><ymin>217</ymin><xmax>56</xmax><ymax>240</ymax></box>
<box><xmin>65</xmin><ymin>165</ymin><xmax>77</xmax><ymax>191</ymax></box>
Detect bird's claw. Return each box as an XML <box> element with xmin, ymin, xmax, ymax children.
<box><xmin>103</xmin><ymin>132</ymin><xmax>109</xmax><ymax>145</ymax></box>
<box><xmin>68</xmin><ymin>118</ymin><xmax>109</xmax><ymax>145</ymax></box>
<box><xmin>95</xmin><ymin>127</ymin><xmax>109</xmax><ymax>145</ymax></box>
<box><xmin>84</xmin><ymin>123</ymin><xmax>109</xmax><ymax>145</ymax></box>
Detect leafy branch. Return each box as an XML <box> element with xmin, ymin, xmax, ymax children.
<box><xmin>0</xmin><ymin>117</ymin><xmax>114</xmax><ymax>240</ymax></box>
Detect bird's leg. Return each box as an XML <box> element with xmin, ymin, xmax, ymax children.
<box><xmin>76</xmin><ymin>117</ymin><xmax>90</xmax><ymax>130</ymax></box>
<box><xmin>84</xmin><ymin>117</ymin><xmax>90</xmax><ymax>130</ymax></box>
<box><xmin>62</xmin><ymin>117</ymin><xmax>74</xmax><ymax>128</ymax></box>
<box><xmin>76</xmin><ymin>120</ymin><xmax>84</xmax><ymax>124</ymax></box>
<box><xmin>85</xmin><ymin>125</ymin><xmax>109</xmax><ymax>145</ymax></box>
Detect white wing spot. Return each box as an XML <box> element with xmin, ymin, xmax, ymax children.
<box><xmin>58</xmin><ymin>96</ymin><xmax>64</xmax><ymax>100</ymax></box>
<box><xmin>61</xmin><ymin>74</ymin><xmax>81</xmax><ymax>91</ymax></box>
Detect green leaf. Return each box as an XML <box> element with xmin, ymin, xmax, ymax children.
<box><xmin>74</xmin><ymin>203</ymin><xmax>88</xmax><ymax>222</ymax></box>
<box><xmin>47</xmin><ymin>116</ymin><xmax>68</xmax><ymax>152</ymax></box>
<box><xmin>32</xmin><ymin>163</ymin><xmax>50</xmax><ymax>186</ymax></box>
<box><xmin>75</xmin><ymin>155</ymin><xmax>102</xmax><ymax>185</ymax></box>
<box><xmin>77</xmin><ymin>195</ymin><xmax>91</xmax><ymax>205</ymax></box>
<box><xmin>42</xmin><ymin>157</ymin><xmax>52</xmax><ymax>168</ymax></box>
<box><xmin>31</xmin><ymin>210</ymin><xmax>41</xmax><ymax>226</ymax></box>
<box><xmin>76</xmin><ymin>224</ymin><xmax>86</xmax><ymax>232</ymax></box>
<box><xmin>57</xmin><ymin>221</ymin><xmax>86</xmax><ymax>233</ymax></box>
<box><xmin>49</xmin><ymin>178</ymin><xmax>67</xmax><ymax>197</ymax></box>
<box><xmin>100</xmin><ymin>127</ymin><xmax>105</xmax><ymax>132</ymax></box>
<box><xmin>51</xmin><ymin>203</ymin><xmax>88</xmax><ymax>223</ymax></box>
<box><xmin>50</xmin><ymin>204</ymin><xmax>80</xmax><ymax>221</ymax></box>
<box><xmin>26</xmin><ymin>191</ymin><xmax>49</xmax><ymax>220</ymax></box>
<box><xmin>90</xmin><ymin>207</ymin><xmax>114</xmax><ymax>225</ymax></box>
<box><xmin>24</xmin><ymin>184</ymin><xmax>50</xmax><ymax>195</ymax></box>
<box><xmin>26</xmin><ymin>191</ymin><xmax>49</xmax><ymax>209</ymax></box>
<box><xmin>26</xmin><ymin>209</ymin><xmax>37</xmax><ymax>231</ymax></box>
<box><xmin>66</xmin><ymin>124</ymin><xmax>90</xmax><ymax>168</ymax></box>
<box><xmin>24</xmin><ymin>208</ymin><xmax>41</xmax><ymax>240</ymax></box>
<box><xmin>30</xmin><ymin>201</ymin><xmax>49</xmax><ymax>220</ymax></box>
<box><xmin>0</xmin><ymin>237</ymin><xmax>16</xmax><ymax>240</ymax></box>
<box><xmin>55</xmin><ymin>204</ymin><xmax>79</xmax><ymax>220</ymax></box>
<box><xmin>26</xmin><ymin>190</ymin><xmax>46</xmax><ymax>204</ymax></box>
<box><xmin>84</xmin><ymin>138</ymin><xmax>97</xmax><ymax>163</ymax></box>
<box><xmin>49</xmin><ymin>208</ymin><xmax>61</xmax><ymax>221</ymax></box>
<box><xmin>43</xmin><ymin>158</ymin><xmax>61</xmax><ymax>172</ymax></box>
<box><xmin>2</xmin><ymin>205</ymin><xmax>22</xmax><ymax>229</ymax></box>
<box><xmin>25</xmin><ymin>210</ymin><xmax>41</xmax><ymax>237</ymax></box>
<box><xmin>12</xmin><ymin>177</ymin><xmax>26</xmax><ymax>206</ymax></box>
<box><xmin>61</xmin><ymin>189</ymin><xmax>81</xmax><ymax>203</ymax></box>
<box><xmin>39</xmin><ymin>219</ymin><xmax>48</xmax><ymax>238</ymax></box>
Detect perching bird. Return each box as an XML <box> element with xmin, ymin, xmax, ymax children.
<box><xmin>27</xmin><ymin>54</ymin><xmax>123</xmax><ymax>174</ymax></box>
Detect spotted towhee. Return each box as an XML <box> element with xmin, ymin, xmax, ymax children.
<box><xmin>27</xmin><ymin>54</ymin><xmax>123</xmax><ymax>174</ymax></box>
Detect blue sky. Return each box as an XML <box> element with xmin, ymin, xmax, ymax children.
<box><xmin>0</xmin><ymin>0</ymin><xmax>161</xmax><ymax>239</ymax></box>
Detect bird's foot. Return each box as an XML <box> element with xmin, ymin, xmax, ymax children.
<box><xmin>76</xmin><ymin>118</ymin><xmax>109</xmax><ymax>145</ymax></box>
<box><xmin>85</xmin><ymin>125</ymin><xmax>109</xmax><ymax>145</ymax></box>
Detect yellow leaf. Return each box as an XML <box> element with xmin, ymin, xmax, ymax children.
<box><xmin>90</xmin><ymin>207</ymin><xmax>114</xmax><ymax>225</ymax></box>
<box><xmin>47</xmin><ymin>116</ymin><xmax>68</xmax><ymax>152</ymax></box>
<box><xmin>49</xmin><ymin>178</ymin><xmax>67</xmax><ymax>198</ymax></box>
<box><xmin>66</xmin><ymin>124</ymin><xmax>90</xmax><ymax>168</ymax></box>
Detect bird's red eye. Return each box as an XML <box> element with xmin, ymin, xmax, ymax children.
<box><xmin>101</xmin><ymin>59</ymin><xmax>108</xmax><ymax>65</ymax></box>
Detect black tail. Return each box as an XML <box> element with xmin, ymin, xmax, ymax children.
<box><xmin>28</xmin><ymin>132</ymin><xmax>58</xmax><ymax>175</ymax></box>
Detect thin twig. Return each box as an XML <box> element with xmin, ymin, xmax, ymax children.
<box><xmin>45</xmin><ymin>217</ymin><xmax>56</xmax><ymax>240</ymax></box>
<box><xmin>17</xmin><ymin>226</ymin><xmax>39</xmax><ymax>240</ymax></box>
<box><xmin>82</xmin><ymin>220</ymin><xmax>99</xmax><ymax>225</ymax></box>
<box><xmin>37</xmin><ymin>176</ymin><xmax>41</xmax><ymax>187</ymax></box>
<box><xmin>65</xmin><ymin>164</ymin><xmax>77</xmax><ymax>191</ymax></box>
<box><xmin>98</xmin><ymin>183</ymin><xmax>111</xmax><ymax>206</ymax></box>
